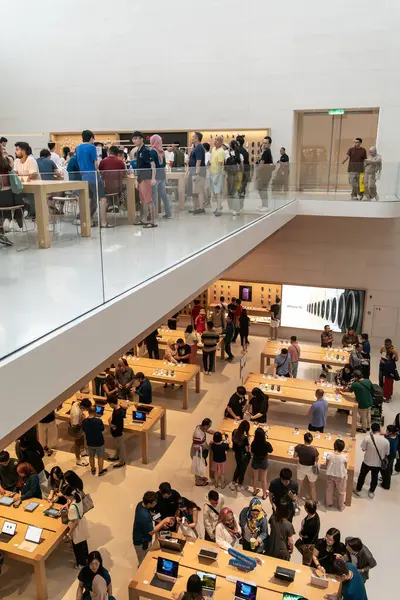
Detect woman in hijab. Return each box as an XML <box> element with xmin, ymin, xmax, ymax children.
<box><xmin>215</xmin><ymin>507</ymin><xmax>241</xmax><ymax>550</ymax></box>
<box><xmin>90</xmin><ymin>574</ymin><xmax>116</xmax><ymax>600</ymax></box>
<box><xmin>364</xmin><ymin>146</ymin><xmax>382</xmax><ymax>201</ymax></box>
<box><xmin>149</xmin><ymin>134</ymin><xmax>172</xmax><ymax>219</ymax></box>
<box><xmin>239</xmin><ymin>498</ymin><xmax>268</xmax><ymax>553</ymax></box>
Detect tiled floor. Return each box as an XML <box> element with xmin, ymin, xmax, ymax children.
<box><xmin>0</xmin><ymin>191</ymin><xmax>290</xmax><ymax>359</ymax></box>
<box><xmin>1</xmin><ymin>336</ymin><xmax>398</xmax><ymax>600</ymax></box>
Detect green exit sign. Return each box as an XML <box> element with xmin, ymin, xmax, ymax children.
<box><xmin>328</xmin><ymin>109</ymin><xmax>345</xmax><ymax>115</ymax></box>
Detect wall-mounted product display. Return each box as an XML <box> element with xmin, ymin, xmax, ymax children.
<box><xmin>208</xmin><ymin>279</ymin><xmax>281</xmax><ymax>322</ymax></box>
<box><xmin>281</xmin><ymin>284</ymin><xmax>365</xmax><ymax>333</ymax></box>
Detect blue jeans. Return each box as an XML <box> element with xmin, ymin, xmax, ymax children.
<box><xmin>152</xmin><ymin>180</ymin><xmax>172</xmax><ymax>217</ymax></box>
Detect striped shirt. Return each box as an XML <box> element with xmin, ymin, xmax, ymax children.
<box><xmin>201</xmin><ymin>330</ymin><xmax>220</xmax><ymax>352</ymax></box>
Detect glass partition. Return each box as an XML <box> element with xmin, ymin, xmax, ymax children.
<box><xmin>0</xmin><ymin>160</ymin><xmax>398</xmax><ymax>360</ymax></box>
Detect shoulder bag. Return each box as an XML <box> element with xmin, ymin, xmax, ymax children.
<box><xmin>81</xmin><ymin>491</ymin><xmax>95</xmax><ymax>514</ymax></box>
<box><xmin>275</xmin><ymin>519</ymin><xmax>291</xmax><ymax>560</ymax></box>
<box><xmin>370</xmin><ymin>433</ymin><xmax>389</xmax><ymax>471</ymax></box>
<box><xmin>10</xmin><ymin>170</ymin><xmax>23</xmax><ymax>195</ymax></box>
<box><xmin>312</xmin><ymin>448</ymin><xmax>320</xmax><ymax>475</ymax></box>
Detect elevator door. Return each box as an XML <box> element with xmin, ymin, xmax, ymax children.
<box><xmin>297</xmin><ymin>109</ymin><xmax>379</xmax><ymax>192</ymax></box>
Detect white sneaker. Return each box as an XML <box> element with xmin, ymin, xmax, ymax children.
<box><xmin>353</xmin><ymin>489</ymin><xmax>361</xmax><ymax>497</ymax></box>
<box><xmin>368</xmin><ymin>491</ymin><xmax>375</xmax><ymax>499</ymax></box>
<box><xmin>258</xmin><ymin>207</ymin><xmax>268</xmax><ymax>213</ymax></box>
<box><xmin>3</xmin><ymin>219</ymin><xmax>11</xmax><ymax>232</ymax></box>
<box><xmin>10</xmin><ymin>221</ymin><xmax>22</xmax><ymax>232</ymax></box>
<box><xmin>229</xmin><ymin>482</ymin><xmax>236</xmax><ymax>491</ymax></box>
<box><xmin>236</xmin><ymin>484</ymin><xmax>244</xmax><ymax>491</ymax></box>
<box><xmin>208</xmin><ymin>372</ymin><xmax>212</xmax><ymax>376</ymax></box>
<box><xmin>232</xmin><ymin>211</ymin><xmax>238</xmax><ymax>216</ymax></box>
<box><xmin>81</xmin><ymin>450</ymin><xmax>88</xmax><ymax>457</ymax></box>
<box><xmin>76</xmin><ymin>459</ymin><xmax>89</xmax><ymax>467</ymax></box>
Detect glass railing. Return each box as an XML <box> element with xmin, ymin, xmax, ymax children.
<box><xmin>0</xmin><ymin>160</ymin><xmax>398</xmax><ymax>359</ymax></box>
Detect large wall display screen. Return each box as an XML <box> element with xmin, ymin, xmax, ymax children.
<box><xmin>281</xmin><ymin>285</ymin><xmax>365</xmax><ymax>333</ymax></box>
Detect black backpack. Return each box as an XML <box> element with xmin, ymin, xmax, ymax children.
<box><xmin>225</xmin><ymin>151</ymin><xmax>240</xmax><ymax>172</ymax></box>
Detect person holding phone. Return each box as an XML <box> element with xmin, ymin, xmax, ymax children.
<box><xmin>133</xmin><ymin>491</ymin><xmax>175</xmax><ymax>565</ymax></box>
<box><xmin>13</xmin><ymin>463</ymin><xmax>41</xmax><ymax>503</ymax></box>
<box><xmin>175</xmin><ymin>497</ymin><xmax>201</xmax><ymax>537</ymax></box>
<box><xmin>82</xmin><ymin>407</ymin><xmax>107</xmax><ymax>477</ymax></box>
<box><xmin>210</xmin><ymin>432</ymin><xmax>229</xmax><ymax>489</ymax></box>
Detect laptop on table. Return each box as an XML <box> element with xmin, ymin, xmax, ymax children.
<box><xmin>132</xmin><ymin>411</ymin><xmax>146</xmax><ymax>424</ymax></box>
<box><xmin>197</xmin><ymin>571</ymin><xmax>217</xmax><ymax>599</ymax></box>
<box><xmin>234</xmin><ymin>581</ymin><xmax>257</xmax><ymax>600</ymax></box>
<box><xmin>159</xmin><ymin>537</ymin><xmax>186</xmax><ymax>553</ymax></box>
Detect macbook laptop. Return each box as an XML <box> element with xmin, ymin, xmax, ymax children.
<box><xmin>159</xmin><ymin>537</ymin><xmax>186</xmax><ymax>553</ymax></box>
<box><xmin>198</xmin><ymin>547</ymin><xmax>219</xmax><ymax>561</ymax></box>
<box><xmin>0</xmin><ymin>496</ymin><xmax>14</xmax><ymax>507</ymax></box>
<box><xmin>156</xmin><ymin>556</ymin><xmax>179</xmax><ymax>582</ymax></box>
<box><xmin>234</xmin><ymin>581</ymin><xmax>257</xmax><ymax>600</ymax></box>
<box><xmin>25</xmin><ymin>525</ymin><xmax>42</xmax><ymax>544</ymax></box>
<box><xmin>196</xmin><ymin>571</ymin><xmax>217</xmax><ymax>599</ymax></box>
<box><xmin>0</xmin><ymin>520</ymin><xmax>17</xmax><ymax>543</ymax></box>
<box><xmin>136</xmin><ymin>404</ymin><xmax>153</xmax><ymax>414</ymax></box>
<box><xmin>282</xmin><ymin>594</ymin><xmax>308</xmax><ymax>600</ymax></box>
<box><xmin>132</xmin><ymin>411</ymin><xmax>146</xmax><ymax>423</ymax></box>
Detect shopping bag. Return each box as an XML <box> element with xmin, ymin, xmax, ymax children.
<box><xmin>359</xmin><ymin>173</ymin><xmax>365</xmax><ymax>193</ymax></box>
<box><xmin>191</xmin><ymin>451</ymin><xmax>206</xmax><ymax>477</ymax></box>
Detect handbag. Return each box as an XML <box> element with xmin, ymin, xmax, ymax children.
<box><xmin>81</xmin><ymin>492</ymin><xmax>94</xmax><ymax>514</ymax></box>
<box><xmin>10</xmin><ymin>170</ymin><xmax>23</xmax><ymax>195</ymax></box>
<box><xmin>393</xmin><ymin>369</ymin><xmax>400</xmax><ymax>382</ymax></box>
<box><xmin>370</xmin><ymin>433</ymin><xmax>389</xmax><ymax>471</ymax></box>
<box><xmin>60</xmin><ymin>507</ymin><xmax>69</xmax><ymax>525</ymax></box>
<box><xmin>312</xmin><ymin>448</ymin><xmax>320</xmax><ymax>475</ymax></box>
<box><xmin>191</xmin><ymin>450</ymin><xmax>206</xmax><ymax>478</ymax></box>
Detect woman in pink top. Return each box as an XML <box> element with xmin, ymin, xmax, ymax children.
<box><xmin>195</xmin><ymin>309</ymin><xmax>207</xmax><ymax>334</ymax></box>
<box><xmin>288</xmin><ymin>335</ymin><xmax>301</xmax><ymax>378</ymax></box>
<box><xmin>164</xmin><ymin>339</ymin><xmax>178</xmax><ymax>389</ymax></box>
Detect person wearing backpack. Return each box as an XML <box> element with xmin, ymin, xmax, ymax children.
<box><xmin>354</xmin><ymin>423</ymin><xmax>390</xmax><ymax>499</ymax></box>
<box><xmin>225</xmin><ymin>140</ymin><xmax>243</xmax><ymax>215</ymax></box>
<box><xmin>203</xmin><ymin>490</ymin><xmax>224</xmax><ymax>541</ymax></box>
<box><xmin>63</xmin><ymin>484</ymin><xmax>90</xmax><ymax>568</ymax></box>
<box><xmin>349</xmin><ymin>371</ymin><xmax>373</xmax><ymax>433</ymax></box>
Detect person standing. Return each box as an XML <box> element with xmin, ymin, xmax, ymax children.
<box><xmin>215</xmin><ymin>508</ymin><xmax>241</xmax><ymax>550</ymax></box>
<box><xmin>115</xmin><ymin>359</ymin><xmax>135</xmax><ymax>400</ymax></box>
<box><xmin>82</xmin><ymin>406</ymin><xmax>107</xmax><ymax>477</ymax></box>
<box><xmin>225</xmin><ymin>386</ymin><xmax>248</xmax><ymax>420</ymax></box>
<box><xmin>108</xmin><ymin>398</ymin><xmax>126</xmax><ymax>469</ymax></box>
<box><xmin>274</xmin><ymin>348</ymin><xmax>291</xmax><ymax>377</ymax></box>
<box><xmin>210</xmin><ymin>305</ymin><xmax>226</xmax><ymax>334</ymax></box>
<box><xmin>239</xmin><ymin>308</ymin><xmax>250</xmax><ymax>351</ymax></box>
<box><xmin>250</xmin><ymin>427</ymin><xmax>273</xmax><ymax>499</ymax></box>
<box><xmin>190</xmin><ymin>418</ymin><xmax>213</xmax><ymax>486</ymax></box>
<box><xmin>296</xmin><ymin>500</ymin><xmax>320</xmax><ymax>566</ymax></box>
<box><xmin>364</xmin><ymin>146</ymin><xmax>382</xmax><ymax>201</ymax></box>
<box><xmin>325</xmin><ymin>439</ymin><xmax>348</xmax><ymax>511</ymax></box>
<box><xmin>236</xmin><ymin>135</ymin><xmax>250</xmax><ymax>204</ymax></box>
<box><xmin>144</xmin><ymin>329</ymin><xmax>160</xmax><ymax>359</ymax></box>
<box><xmin>69</xmin><ymin>398</ymin><xmax>90</xmax><ymax>467</ymax></box>
<box><xmin>203</xmin><ymin>490</ymin><xmax>224</xmax><ymax>542</ymax></box>
<box><xmin>360</xmin><ymin>333</ymin><xmax>371</xmax><ymax>378</ymax></box>
<box><xmin>132</xmin><ymin>131</ymin><xmax>157</xmax><ymax>228</ymax></box>
<box><xmin>270</xmin><ymin>297</ymin><xmax>281</xmax><ymax>340</ymax></box>
<box><xmin>294</xmin><ymin>432</ymin><xmax>319</xmax><ymax>502</ymax></box>
<box><xmin>269</xmin><ymin>468</ymin><xmax>298</xmax><ymax>522</ymax></box>
<box><xmin>132</xmin><ymin>491</ymin><xmax>174</xmax><ymax>565</ymax></box>
<box><xmin>288</xmin><ymin>336</ymin><xmax>301</xmax><ymax>378</ymax></box>
<box><xmin>349</xmin><ymin>371</ymin><xmax>373</xmax><ymax>433</ymax></box>
<box><xmin>224</xmin><ymin>315</ymin><xmax>235</xmax><ymax>361</ymax></box>
<box><xmin>342</xmin><ymin>137</ymin><xmax>367</xmax><ymax>200</ymax></box>
<box><xmin>354</xmin><ymin>423</ymin><xmax>390</xmax><ymax>498</ymax></box>
<box><xmin>134</xmin><ymin>372</ymin><xmax>153</xmax><ymax>404</ymax></box>
<box><xmin>201</xmin><ymin>321</ymin><xmax>220</xmax><ymax>375</ymax></box>
<box><xmin>63</xmin><ymin>485</ymin><xmax>90</xmax><ymax>568</ymax></box>
<box><xmin>256</xmin><ymin>137</ymin><xmax>274</xmax><ymax>212</ymax></box>
<box><xmin>98</xmin><ymin>145</ymin><xmax>126</xmax><ymax>203</ymax></box>
<box><xmin>266</xmin><ymin>503</ymin><xmax>295</xmax><ymax>561</ymax></box>
<box><xmin>308</xmin><ymin>389</ymin><xmax>328</xmax><ymax>433</ymax></box>
<box><xmin>248</xmin><ymin>388</ymin><xmax>269</xmax><ymax>424</ymax></box>
<box><xmin>47</xmin><ymin>142</ymin><xmax>62</xmax><ymax>167</ymax></box>
<box><xmin>230</xmin><ymin>421</ymin><xmax>251</xmax><ymax>491</ymax></box>
<box><xmin>321</xmin><ymin>324</ymin><xmax>334</xmax><ymax>371</ymax></box>
<box><xmin>232</xmin><ymin>299</ymin><xmax>243</xmax><ymax>343</ymax></box>
<box><xmin>342</xmin><ymin>328</ymin><xmax>359</xmax><ymax>347</ymax></box>
<box><xmin>185</xmin><ymin>325</ymin><xmax>200</xmax><ymax>364</ymax></box>
<box><xmin>381</xmin><ymin>424</ymin><xmax>399</xmax><ymax>489</ymax></box>
<box><xmin>330</xmin><ymin>559</ymin><xmax>368</xmax><ymax>600</ymax></box>
<box><xmin>211</xmin><ymin>431</ymin><xmax>229</xmax><ymax>489</ymax></box>
<box><xmin>379</xmin><ymin>338</ymin><xmax>399</xmax><ymax>388</ymax></box>
<box><xmin>75</xmin><ymin>130</ymin><xmax>110</xmax><ymax>228</ymax></box>
<box><xmin>273</xmin><ymin>147</ymin><xmax>290</xmax><ymax>192</ymax></box>
<box><xmin>191</xmin><ymin>299</ymin><xmax>202</xmax><ymax>328</ymax></box>
<box><xmin>176</xmin><ymin>338</ymin><xmax>192</xmax><ymax>364</ymax></box>
<box><xmin>189</xmin><ymin>132</ymin><xmax>206</xmax><ymax>215</ymax></box>
<box><xmin>381</xmin><ymin>351</ymin><xmax>397</xmax><ymax>401</ymax></box>
<box><xmin>0</xmin><ymin>451</ymin><xmax>19</xmax><ymax>493</ymax></box>
<box><xmin>344</xmin><ymin>537</ymin><xmax>377</xmax><ymax>583</ymax></box>
<box><xmin>239</xmin><ymin>498</ymin><xmax>268</xmax><ymax>553</ymax></box>
<box><xmin>37</xmin><ymin>411</ymin><xmax>57</xmax><ymax>456</ymax></box>
<box><xmin>149</xmin><ymin>134</ymin><xmax>172</xmax><ymax>219</ymax></box>
<box><xmin>225</xmin><ymin>140</ymin><xmax>242</xmax><ymax>215</ymax></box>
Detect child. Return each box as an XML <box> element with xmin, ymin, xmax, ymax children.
<box><xmin>314</xmin><ymin>372</ymin><xmax>327</xmax><ymax>385</ymax></box>
<box><xmin>195</xmin><ymin>309</ymin><xmax>207</xmax><ymax>334</ymax></box>
<box><xmin>211</xmin><ymin>431</ymin><xmax>229</xmax><ymax>489</ymax></box>
<box><xmin>382</xmin><ymin>425</ymin><xmax>399</xmax><ymax>489</ymax></box>
<box><xmin>325</xmin><ymin>438</ymin><xmax>348</xmax><ymax>511</ymax></box>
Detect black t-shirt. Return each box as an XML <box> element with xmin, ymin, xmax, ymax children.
<box><xmin>225</xmin><ymin>393</ymin><xmax>247</xmax><ymax>419</ymax></box>
<box><xmin>227</xmin><ymin>303</ymin><xmax>236</xmax><ymax>319</ymax></box>
<box><xmin>279</xmin><ymin>153</ymin><xmax>289</xmax><ymax>163</ymax></box>
<box><xmin>270</xmin><ymin>303</ymin><xmax>281</xmax><ymax>320</ymax></box>
<box><xmin>82</xmin><ymin>417</ymin><xmax>105</xmax><ymax>447</ymax></box>
<box><xmin>314</xmin><ymin>538</ymin><xmax>346</xmax><ymax>573</ymax></box>
<box><xmin>250</xmin><ymin>439</ymin><xmax>273</xmax><ymax>459</ymax></box>
<box><xmin>239</xmin><ymin>314</ymin><xmax>250</xmax><ymax>334</ymax></box>
<box><xmin>211</xmin><ymin>441</ymin><xmax>229</xmax><ymax>463</ymax></box>
<box><xmin>239</xmin><ymin>146</ymin><xmax>250</xmax><ymax>169</ymax></box>
<box><xmin>111</xmin><ymin>406</ymin><xmax>125</xmax><ymax>438</ymax></box>
<box><xmin>177</xmin><ymin>344</ymin><xmax>191</xmax><ymax>363</ymax></box>
<box><xmin>268</xmin><ymin>478</ymin><xmax>298</xmax><ymax>512</ymax></box>
<box><xmin>232</xmin><ymin>431</ymin><xmax>249</xmax><ymax>453</ymax></box>
<box><xmin>167</xmin><ymin>313</ymin><xmax>179</xmax><ymax>330</ymax></box>
<box><xmin>299</xmin><ymin>513</ymin><xmax>320</xmax><ymax>545</ymax></box>
<box><xmin>145</xmin><ymin>330</ymin><xmax>159</xmax><ymax>348</ymax></box>
<box><xmin>20</xmin><ymin>443</ymin><xmax>45</xmax><ymax>474</ymax></box>
<box><xmin>249</xmin><ymin>395</ymin><xmax>269</xmax><ymax>423</ymax></box>
<box><xmin>261</xmin><ymin>148</ymin><xmax>273</xmax><ymax>164</ymax></box>
<box><xmin>156</xmin><ymin>489</ymin><xmax>181</xmax><ymax>518</ymax></box>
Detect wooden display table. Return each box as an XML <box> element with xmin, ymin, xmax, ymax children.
<box><xmin>22</xmin><ymin>180</ymin><xmax>91</xmax><ymax>249</ymax></box>
<box><xmin>155</xmin><ymin>327</ymin><xmax>225</xmax><ymax>364</ymax></box>
<box><xmin>260</xmin><ymin>341</ymin><xmax>350</xmax><ymax>374</ymax></box>
<box><xmin>213</xmin><ymin>418</ymin><xmax>356</xmax><ymax>506</ymax></box>
<box><xmin>57</xmin><ymin>394</ymin><xmax>166</xmax><ymax>464</ymax></box>
<box><xmin>128</xmin><ymin>537</ymin><xmax>340</xmax><ymax>600</ymax></box>
<box><xmin>244</xmin><ymin>374</ymin><xmax>357</xmax><ymax>436</ymax></box>
<box><xmin>127</xmin><ymin>357</ymin><xmax>201</xmax><ymax>410</ymax></box>
<box><xmin>0</xmin><ymin>496</ymin><xmax>68</xmax><ymax>600</ymax></box>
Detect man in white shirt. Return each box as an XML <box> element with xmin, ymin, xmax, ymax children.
<box><xmin>14</xmin><ymin>141</ymin><xmax>39</xmax><ymax>219</ymax></box>
<box><xmin>69</xmin><ymin>398</ymin><xmax>91</xmax><ymax>466</ymax></box>
<box><xmin>47</xmin><ymin>142</ymin><xmax>62</xmax><ymax>168</ymax></box>
<box><xmin>354</xmin><ymin>422</ymin><xmax>390</xmax><ymax>499</ymax></box>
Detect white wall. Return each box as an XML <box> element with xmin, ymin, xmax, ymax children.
<box><xmin>223</xmin><ymin>215</ymin><xmax>400</xmax><ymax>348</ymax></box>
<box><xmin>1</xmin><ymin>0</ymin><xmax>400</xmax><ymax>161</ymax></box>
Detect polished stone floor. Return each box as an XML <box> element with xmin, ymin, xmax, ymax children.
<box><xmin>1</xmin><ymin>336</ymin><xmax>398</xmax><ymax>600</ymax></box>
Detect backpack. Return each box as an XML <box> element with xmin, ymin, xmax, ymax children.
<box><xmin>225</xmin><ymin>151</ymin><xmax>240</xmax><ymax>172</ymax></box>
<box><xmin>173</xmin><ymin>148</ymin><xmax>185</xmax><ymax>168</ymax></box>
